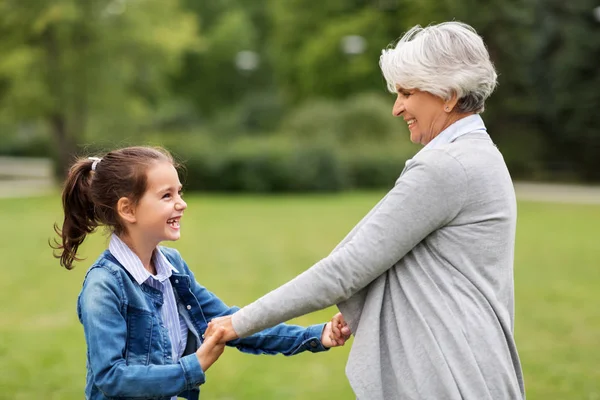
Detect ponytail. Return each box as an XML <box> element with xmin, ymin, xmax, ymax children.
<box><xmin>51</xmin><ymin>158</ymin><xmax>99</xmax><ymax>269</ymax></box>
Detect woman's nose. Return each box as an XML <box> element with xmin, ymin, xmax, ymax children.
<box><xmin>392</xmin><ymin>97</ymin><xmax>404</xmax><ymax>117</ymax></box>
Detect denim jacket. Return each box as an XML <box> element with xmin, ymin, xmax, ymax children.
<box><xmin>77</xmin><ymin>247</ymin><xmax>328</xmax><ymax>400</ymax></box>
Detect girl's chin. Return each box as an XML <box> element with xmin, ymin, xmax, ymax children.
<box><xmin>159</xmin><ymin>233</ymin><xmax>181</xmax><ymax>242</ymax></box>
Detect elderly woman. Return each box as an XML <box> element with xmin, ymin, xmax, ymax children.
<box><xmin>215</xmin><ymin>21</ymin><xmax>525</xmax><ymax>399</ymax></box>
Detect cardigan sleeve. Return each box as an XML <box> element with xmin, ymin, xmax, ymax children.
<box><xmin>232</xmin><ymin>149</ymin><xmax>468</xmax><ymax>337</ymax></box>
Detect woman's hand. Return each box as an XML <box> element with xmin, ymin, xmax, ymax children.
<box><xmin>321</xmin><ymin>312</ymin><xmax>352</xmax><ymax>348</ymax></box>
<box><xmin>210</xmin><ymin>315</ymin><xmax>240</xmax><ymax>343</ymax></box>
<box><xmin>195</xmin><ymin>322</ymin><xmax>226</xmax><ymax>372</ymax></box>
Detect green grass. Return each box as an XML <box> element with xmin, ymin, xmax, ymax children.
<box><xmin>0</xmin><ymin>192</ymin><xmax>598</xmax><ymax>399</ymax></box>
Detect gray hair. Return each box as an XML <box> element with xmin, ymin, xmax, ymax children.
<box><xmin>380</xmin><ymin>21</ymin><xmax>497</xmax><ymax>113</ymax></box>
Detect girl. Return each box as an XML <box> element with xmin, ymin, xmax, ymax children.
<box><xmin>52</xmin><ymin>146</ymin><xmax>346</xmax><ymax>400</ymax></box>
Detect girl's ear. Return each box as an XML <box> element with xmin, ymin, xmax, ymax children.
<box><xmin>117</xmin><ymin>197</ymin><xmax>137</xmax><ymax>224</ymax></box>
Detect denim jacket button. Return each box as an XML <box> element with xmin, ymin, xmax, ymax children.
<box><xmin>310</xmin><ymin>340</ymin><xmax>317</xmax><ymax>348</ymax></box>
<box><xmin>186</xmin><ymin>305</ymin><xmax>192</xmax><ymax>310</ymax></box>
<box><xmin>175</xmin><ymin>279</ymin><xmax>179</xmax><ymax>284</ymax></box>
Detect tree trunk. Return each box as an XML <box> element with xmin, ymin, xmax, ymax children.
<box><xmin>49</xmin><ymin>112</ymin><xmax>76</xmax><ymax>180</ymax></box>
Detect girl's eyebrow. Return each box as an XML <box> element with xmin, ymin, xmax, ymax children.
<box><xmin>156</xmin><ymin>184</ymin><xmax>182</xmax><ymax>194</ymax></box>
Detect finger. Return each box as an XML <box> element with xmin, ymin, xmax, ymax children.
<box><xmin>341</xmin><ymin>325</ymin><xmax>351</xmax><ymax>336</ymax></box>
<box><xmin>204</xmin><ymin>321</ymin><xmax>217</xmax><ymax>338</ymax></box>
<box><xmin>205</xmin><ymin>326</ymin><xmax>225</xmax><ymax>345</ymax></box>
<box><xmin>333</xmin><ymin>312</ymin><xmax>346</xmax><ymax>326</ymax></box>
<box><xmin>331</xmin><ymin>321</ymin><xmax>343</xmax><ymax>338</ymax></box>
<box><xmin>210</xmin><ymin>315</ymin><xmax>230</xmax><ymax>326</ymax></box>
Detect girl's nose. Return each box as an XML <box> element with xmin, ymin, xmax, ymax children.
<box><xmin>176</xmin><ymin>199</ymin><xmax>187</xmax><ymax>211</ymax></box>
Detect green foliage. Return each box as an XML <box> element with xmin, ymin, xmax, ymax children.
<box><xmin>174</xmin><ymin>0</ymin><xmax>271</xmax><ymax>118</ymax></box>
<box><xmin>2</xmin><ymin>0</ymin><xmax>600</xmax><ymax>183</ymax></box>
<box><xmin>268</xmin><ymin>1</ymin><xmax>397</xmax><ymax>103</ymax></box>
<box><xmin>153</xmin><ymin>124</ymin><xmax>413</xmax><ymax>193</ymax></box>
<box><xmin>0</xmin><ymin>0</ymin><xmax>200</xmax><ymax>174</ymax></box>
<box><xmin>173</xmin><ymin>137</ymin><xmax>348</xmax><ymax>193</ymax></box>
<box><xmin>282</xmin><ymin>92</ymin><xmax>402</xmax><ymax>143</ymax></box>
<box><xmin>530</xmin><ymin>0</ymin><xmax>600</xmax><ymax>181</ymax></box>
<box><xmin>156</xmin><ymin>92</ymin><xmax>416</xmax><ymax>193</ymax></box>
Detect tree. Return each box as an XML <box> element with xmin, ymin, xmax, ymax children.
<box><xmin>0</xmin><ymin>0</ymin><xmax>199</xmax><ymax>176</ymax></box>
<box><xmin>267</xmin><ymin>0</ymin><xmax>394</xmax><ymax>103</ymax></box>
<box><xmin>530</xmin><ymin>0</ymin><xmax>600</xmax><ymax>180</ymax></box>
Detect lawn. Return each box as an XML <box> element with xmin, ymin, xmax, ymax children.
<box><xmin>0</xmin><ymin>192</ymin><xmax>598</xmax><ymax>399</ymax></box>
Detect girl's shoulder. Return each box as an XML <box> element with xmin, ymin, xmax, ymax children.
<box><xmin>157</xmin><ymin>246</ymin><xmax>189</xmax><ymax>273</ymax></box>
<box><xmin>157</xmin><ymin>245</ymin><xmax>182</xmax><ymax>261</ymax></box>
<box><xmin>81</xmin><ymin>250</ymin><xmax>127</xmax><ymax>286</ymax></box>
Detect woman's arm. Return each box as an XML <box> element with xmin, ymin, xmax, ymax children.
<box><xmin>230</xmin><ymin>150</ymin><xmax>468</xmax><ymax>337</ymax></box>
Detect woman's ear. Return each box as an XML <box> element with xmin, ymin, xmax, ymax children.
<box><xmin>117</xmin><ymin>197</ymin><xmax>137</xmax><ymax>224</ymax></box>
<box><xmin>444</xmin><ymin>92</ymin><xmax>460</xmax><ymax>112</ymax></box>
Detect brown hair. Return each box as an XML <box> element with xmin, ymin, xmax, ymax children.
<box><xmin>51</xmin><ymin>146</ymin><xmax>176</xmax><ymax>269</ymax></box>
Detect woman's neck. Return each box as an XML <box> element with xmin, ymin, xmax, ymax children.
<box><xmin>444</xmin><ymin>111</ymin><xmax>475</xmax><ymax>131</ymax></box>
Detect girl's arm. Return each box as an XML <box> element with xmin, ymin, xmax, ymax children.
<box><xmin>78</xmin><ymin>267</ymin><xmax>221</xmax><ymax>398</ymax></box>
<box><xmin>178</xmin><ymin>257</ymin><xmax>332</xmax><ymax>356</ymax></box>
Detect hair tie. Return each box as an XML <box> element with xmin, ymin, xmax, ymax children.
<box><xmin>88</xmin><ymin>157</ymin><xmax>102</xmax><ymax>171</ymax></box>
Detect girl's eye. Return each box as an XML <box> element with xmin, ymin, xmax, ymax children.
<box><xmin>162</xmin><ymin>193</ymin><xmax>171</xmax><ymax>199</ymax></box>
<box><xmin>178</xmin><ymin>190</ymin><xmax>184</xmax><ymax>197</ymax></box>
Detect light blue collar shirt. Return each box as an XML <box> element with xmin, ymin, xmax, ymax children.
<box><xmin>109</xmin><ymin>234</ymin><xmax>189</xmax><ymax>386</ymax></box>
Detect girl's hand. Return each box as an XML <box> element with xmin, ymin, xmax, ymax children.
<box><xmin>321</xmin><ymin>312</ymin><xmax>352</xmax><ymax>348</ymax></box>
<box><xmin>195</xmin><ymin>322</ymin><xmax>226</xmax><ymax>372</ymax></box>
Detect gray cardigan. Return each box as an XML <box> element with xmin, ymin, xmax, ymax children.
<box><xmin>232</xmin><ymin>131</ymin><xmax>525</xmax><ymax>400</ymax></box>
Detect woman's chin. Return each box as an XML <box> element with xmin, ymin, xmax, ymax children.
<box><xmin>409</xmin><ymin>132</ymin><xmax>421</xmax><ymax>144</ymax></box>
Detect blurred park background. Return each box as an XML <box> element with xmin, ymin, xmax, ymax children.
<box><xmin>0</xmin><ymin>0</ymin><xmax>599</xmax><ymax>399</ymax></box>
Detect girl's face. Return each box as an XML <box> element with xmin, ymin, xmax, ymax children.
<box><xmin>392</xmin><ymin>85</ymin><xmax>451</xmax><ymax>145</ymax></box>
<box><xmin>131</xmin><ymin>161</ymin><xmax>187</xmax><ymax>248</ymax></box>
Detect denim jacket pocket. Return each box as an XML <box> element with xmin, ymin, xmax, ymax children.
<box><xmin>125</xmin><ymin>306</ymin><xmax>153</xmax><ymax>365</ymax></box>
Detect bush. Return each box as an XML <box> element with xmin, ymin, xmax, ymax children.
<box><xmin>0</xmin><ymin>128</ymin><xmax>55</xmax><ymax>158</ymax></box>
<box><xmin>281</xmin><ymin>93</ymin><xmax>400</xmax><ymax>144</ymax></box>
<box><xmin>168</xmin><ymin>135</ymin><xmax>411</xmax><ymax>193</ymax></box>
<box><xmin>342</xmin><ymin>147</ymin><xmax>408</xmax><ymax>189</ymax></box>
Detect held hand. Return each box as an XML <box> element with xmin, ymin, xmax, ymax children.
<box><xmin>210</xmin><ymin>315</ymin><xmax>239</xmax><ymax>343</ymax></box>
<box><xmin>322</xmin><ymin>312</ymin><xmax>352</xmax><ymax>348</ymax></box>
<box><xmin>195</xmin><ymin>322</ymin><xmax>226</xmax><ymax>372</ymax></box>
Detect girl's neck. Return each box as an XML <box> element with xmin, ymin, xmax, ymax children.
<box><xmin>118</xmin><ymin>233</ymin><xmax>157</xmax><ymax>275</ymax></box>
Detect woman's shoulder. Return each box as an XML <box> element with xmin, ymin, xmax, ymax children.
<box><xmin>412</xmin><ymin>147</ymin><xmax>469</xmax><ymax>180</ymax></box>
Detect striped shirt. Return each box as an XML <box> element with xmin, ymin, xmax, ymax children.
<box><xmin>109</xmin><ymin>234</ymin><xmax>189</xmax><ymax>400</ymax></box>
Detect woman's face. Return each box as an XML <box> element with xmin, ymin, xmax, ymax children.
<box><xmin>392</xmin><ymin>85</ymin><xmax>451</xmax><ymax>145</ymax></box>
